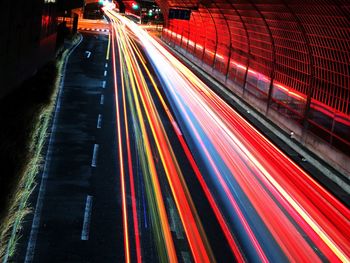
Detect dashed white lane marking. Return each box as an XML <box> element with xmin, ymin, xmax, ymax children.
<box><xmin>81</xmin><ymin>195</ymin><xmax>93</xmax><ymax>241</ymax></box>
<box><xmin>100</xmin><ymin>94</ymin><xmax>105</xmax><ymax>105</ymax></box>
<box><xmin>167</xmin><ymin>197</ymin><xmax>184</xmax><ymax>239</ymax></box>
<box><xmin>104</xmin><ymin>70</ymin><xmax>107</xmax><ymax>77</ymax></box>
<box><xmin>91</xmin><ymin>144</ymin><xmax>99</xmax><ymax>167</ymax></box>
<box><xmin>97</xmin><ymin>114</ymin><xmax>102</xmax><ymax>129</ymax></box>
<box><xmin>105</xmin><ymin>63</ymin><xmax>108</xmax><ymax>68</ymax></box>
<box><xmin>102</xmin><ymin>80</ymin><xmax>106</xmax><ymax>89</ymax></box>
<box><xmin>181</xmin><ymin>251</ymin><xmax>191</xmax><ymax>263</ymax></box>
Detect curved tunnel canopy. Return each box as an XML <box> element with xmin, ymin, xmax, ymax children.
<box><xmin>120</xmin><ymin>0</ymin><xmax>350</xmax><ymax>153</ymax></box>
<box><xmin>159</xmin><ymin>0</ymin><xmax>350</xmax><ymax>112</ymax></box>
<box><xmin>151</xmin><ymin>0</ymin><xmax>350</xmax><ymax>154</ymax></box>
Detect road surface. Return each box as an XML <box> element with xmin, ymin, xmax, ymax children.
<box><xmin>15</xmin><ymin>10</ymin><xmax>350</xmax><ymax>263</ymax></box>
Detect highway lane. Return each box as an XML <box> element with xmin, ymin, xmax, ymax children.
<box><xmin>109</xmin><ymin>16</ymin><xmax>232</xmax><ymax>262</ymax></box>
<box><xmin>14</xmin><ymin>9</ymin><xmax>350</xmax><ymax>263</ymax></box>
<box><xmin>105</xmin><ymin>9</ymin><xmax>350</xmax><ymax>262</ymax></box>
<box><xmin>16</xmin><ymin>18</ymin><xmax>231</xmax><ymax>263</ymax></box>
<box><xmin>15</xmin><ymin>31</ymin><xmax>125</xmax><ymax>262</ymax></box>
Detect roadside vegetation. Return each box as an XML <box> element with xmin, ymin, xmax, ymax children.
<box><xmin>0</xmin><ymin>34</ymin><xmax>80</xmax><ymax>261</ymax></box>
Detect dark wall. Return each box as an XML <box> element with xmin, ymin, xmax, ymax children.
<box><xmin>0</xmin><ymin>0</ymin><xmax>57</xmax><ymax>99</ymax></box>
<box><xmin>57</xmin><ymin>0</ymin><xmax>84</xmax><ymax>12</ymax></box>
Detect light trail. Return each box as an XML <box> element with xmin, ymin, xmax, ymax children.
<box><xmin>112</xmin><ymin>16</ymin><xmax>215</xmax><ymax>262</ymax></box>
<box><xmin>123</xmin><ymin>31</ymin><xmax>214</xmax><ymax>263</ymax></box>
<box><xmin>130</xmin><ymin>38</ymin><xmax>245</xmax><ymax>261</ymax></box>
<box><xmin>111</xmin><ymin>17</ymin><xmax>178</xmax><ymax>262</ymax></box>
<box><xmin>119</xmin><ymin>37</ymin><xmax>142</xmax><ymax>263</ymax></box>
<box><xmin>111</xmin><ymin>24</ymin><xmax>130</xmax><ymax>263</ymax></box>
<box><xmin>105</xmin><ymin>7</ymin><xmax>350</xmax><ymax>263</ymax></box>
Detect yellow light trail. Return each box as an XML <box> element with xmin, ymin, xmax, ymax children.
<box><xmin>111</xmin><ymin>15</ymin><xmax>216</xmax><ymax>263</ymax></box>
<box><xmin>112</xmin><ymin>18</ymin><xmax>178</xmax><ymax>262</ymax></box>
<box><xmin>111</xmin><ymin>24</ymin><xmax>130</xmax><ymax>263</ymax></box>
<box><xmin>133</xmin><ymin>18</ymin><xmax>350</xmax><ymax>262</ymax></box>
<box><xmin>105</xmin><ymin>7</ymin><xmax>350</xmax><ymax>263</ymax></box>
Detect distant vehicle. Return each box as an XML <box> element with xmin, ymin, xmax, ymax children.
<box><xmin>83</xmin><ymin>2</ymin><xmax>104</xmax><ymax>19</ymax></box>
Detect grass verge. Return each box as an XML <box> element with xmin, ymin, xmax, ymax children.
<box><xmin>0</xmin><ymin>35</ymin><xmax>80</xmax><ymax>261</ymax></box>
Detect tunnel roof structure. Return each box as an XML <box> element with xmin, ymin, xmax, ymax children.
<box><xmin>155</xmin><ymin>0</ymin><xmax>350</xmax><ymax>155</ymax></box>
<box><xmin>159</xmin><ymin>0</ymin><xmax>349</xmax><ymax>112</ymax></box>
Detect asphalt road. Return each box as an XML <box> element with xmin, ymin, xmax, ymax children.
<box><xmin>15</xmin><ymin>32</ymin><xmax>123</xmax><ymax>262</ymax></box>
<box><xmin>111</xmin><ymin>27</ymin><xmax>236</xmax><ymax>262</ymax></box>
<box><xmin>104</xmin><ymin>11</ymin><xmax>350</xmax><ymax>262</ymax></box>
<box><xmin>14</xmin><ymin>28</ymin><xmax>232</xmax><ymax>262</ymax></box>
<box><xmin>14</xmin><ymin>13</ymin><xmax>350</xmax><ymax>262</ymax></box>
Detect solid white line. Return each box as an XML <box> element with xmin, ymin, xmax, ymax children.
<box><xmin>100</xmin><ymin>94</ymin><xmax>105</xmax><ymax>105</ymax></box>
<box><xmin>104</xmin><ymin>70</ymin><xmax>107</xmax><ymax>77</ymax></box>
<box><xmin>24</xmin><ymin>35</ymin><xmax>83</xmax><ymax>263</ymax></box>
<box><xmin>91</xmin><ymin>144</ymin><xmax>99</xmax><ymax>167</ymax></box>
<box><xmin>97</xmin><ymin>114</ymin><xmax>102</xmax><ymax>128</ymax></box>
<box><xmin>81</xmin><ymin>195</ymin><xmax>93</xmax><ymax>241</ymax></box>
<box><xmin>102</xmin><ymin>80</ymin><xmax>106</xmax><ymax>89</ymax></box>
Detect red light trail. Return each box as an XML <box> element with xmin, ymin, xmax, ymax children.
<box><xmin>105</xmin><ymin>7</ymin><xmax>350</xmax><ymax>262</ymax></box>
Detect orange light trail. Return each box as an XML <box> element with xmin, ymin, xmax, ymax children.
<box><xmin>111</xmin><ymin>24</ymin><xmax>130</xmax><ymax>263</ymax></box>
<box><xmin>113</xmin><ymin>17</ymin><xmax>213</xmax><ymax>262</ymax></box>
<box><xmin>131</xmin><ymin>42</ymin><xmax>245</xmax><ymax>262</ymax></box>
<box><xmin>132</xmin><ymin>15</ymin><xmax>350</xmax><ymax>261</ymax></box>
<box><xmin>119</xmin><ymin>37</ymin><xmax>142</xmax><ymax>263</ymax></box>
<box><xmin>105</xmin><ymin>7</ymin><xmax>350</xmax><ymax>263</ymax></box>
<box><xmin>111</xmin><ymin>17</ymin><xmax>178</xmax><ymax>262</ymax></box>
